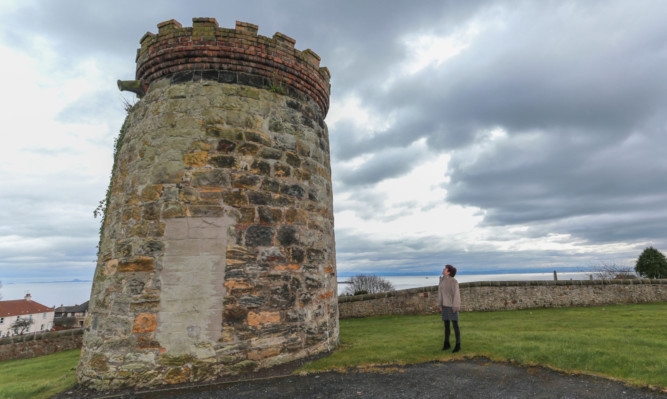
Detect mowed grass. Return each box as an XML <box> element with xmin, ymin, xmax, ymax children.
<box><xmin>0</xmin><ymin>303</ymin><xmax>664</xmax><ymax>398</ymax></box>
<box><xmin>0</xmin><ymin>349</ymin><xmax>79</xmax><ymax>399</ymax></box>
<box><xmin>299</xmin><ymin>303</ymin><xmax>667</xmax><ymax>389</ymax></box>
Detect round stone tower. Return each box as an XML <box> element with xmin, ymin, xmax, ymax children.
<box><xmin>78</xmin><ymin>18</ymin><xmax>338</xmax><ymax>390</ymax></box>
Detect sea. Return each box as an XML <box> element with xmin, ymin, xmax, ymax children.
<box><xmin>1</xmin><ymin>271</ymin><xmax>594</xmax><ymax>307</ymax></box>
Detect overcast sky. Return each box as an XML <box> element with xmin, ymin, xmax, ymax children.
<box><xmin>1</xmin><ymin>0</ymin><xmax>666</xmax><ymax>283</ymax></box>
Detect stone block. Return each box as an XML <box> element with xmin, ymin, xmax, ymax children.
<box><xmin>216</xmin><ymin>139</ymin><xmax>236</xmax><ymax>153</ymax></box>
<box><xmin>274</xmin><ymin>162</ymin><xmax>291</xmax><ymax>177</ymax></box>
<box><xmin>184</xmin><ymin>151</ymin><xmax>209</xmax><ymax>167</ymax></box>
<box><xmin>192</xmin><ymin>169</ymin><xmax>229</xmax><ymax>187</ymax></box>
<box><xmin>118</xmin><ymin>257</ymin><xmax>155</xmax><ymax>272</ymax></box>
<box><xmin>164</xmin><ymin>367</ymin><xmax>190</xmax><ymax>384</ymax></box>
<box><xmin>247</xmin><ymin>191</ymin><xmax>271</xmax><ymax>205</ymax></box>
<box><xmin>205</xmin><ymin>125</ymin><xmax>244</xmax><ymax>140</ymax></box>
<box><xmin>258</xmin><ymin>207</ymin><xmax>283</xmax><ymax>224</ymax></box>
<box><xmin>277</xmin><ymin>225</ymin><xmax>299</xmax><ymax>246</ymax></box>
<box><xmin>132</xmin><ymin>313</ymin><xmax>157</xmax><ymax>333</ymax></box>
<box><xmin>245</xmin><ymin>225</ymin><xmax>274</xmax><ymax>247</ymax></box>
<box><xmin>245</xmin><ymin>130</ymin><xmax>271</xmax><ymax>146</ymax></box>
<box><xmin>222</xmin><ymin>190</ymin><xmax>249</xmax><ymax>207</ymax></box>
<box><xmin>209</xmin><ymin>155</ymin><xmax>237</xmax><ymax>168</ymax></box>
<box><xmin>140</xmin><ymin>184</ymin><xmax>164</xmax><ymax>201</ymax></box>
<box><xmin>232</xmin><ymin>174</ymin><xmax>261</xmax><ymax>189</ymax></box>
<box><xmin>258</xmin><ymin>147</ymin><xmax>282</xmax><ymax>160</ymax></box>
<box><xmin>226</xmin><ymin>246</ymin><xmax>255</xmax><ymax>264</ymax></box>
<box><xmin>237</xmin><ymin>143</ymin><xmax>260</xmax><ymax>155</ymax></box>
<box><xmin>247</xmin><ymin>311</ymin><xmax>280</xmax><ymax>326</ymax></box>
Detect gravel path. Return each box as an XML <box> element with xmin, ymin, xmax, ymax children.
<box><xmin>59</xmin><ymin>358</ymin><xmax>665</xmax><ymax>399</ymax></box>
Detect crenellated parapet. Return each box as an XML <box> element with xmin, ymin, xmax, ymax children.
<box><xmin>135</xmin><ymin>18</ymin><xmax>331</xmax><ymax>116</ymax></box>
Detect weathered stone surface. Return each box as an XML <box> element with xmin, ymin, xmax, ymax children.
<box><xmin>164</xmin><ymin>367</ymin><xmax>190</xmax><ymax>384</ymax></box>
<box><xmin>277</xmin><ymin>225</ymin><xmax>299</xmax><ymax>246</ymax></box>
<box><xmin>247</xmin><ymin>190</ymin><xmax>271</xmax><ymax>205</ymax></box>
<box><xmin>258</xmin><ymin>207</ymin><xmax>283</xmax><ymax>224</ymax></box>
<box><xmin>216</xmin><ymin>139</ymin><xmax>236</xmax><ymax>153</ymax></box>
<box><xmin>192</xmin><ymin>169</ymin><xmax>229</xmax><ymax>188</ymax></box>
<box><xmin>258</xmin><ymin>147</ymin><xmax>282</xmax><ymax>160</ymax></box>
<box><xmin>237</xmin><ymin>143</ymin><xmax>260</xmax><ymax>156</ymax></box>
<box><xmin>245</xmin><ymin>130</ymin><xmax>271</xmax><ymax>146</ymax></box>
<box><xmin>281</xmin><ymin>184</ymin><xmax>306</xmax><ymax>198</ymax></box>
<box><xmin>245</xmin><ymin>225</ymin><xmax>274</xmax><ymax>247</ymax></box>
<box><xmin>184</xmin><ymin>151</ymin><xmax>208</xmax><ymax>167</ymax></box>
<box><xmin>118</xmin><ymin>257</ymin><xmax>154</xmax><ymax>272</ymax></box>
<box><xmin>250</xmin><ymin>160</ymin><xmax>271</xmax><ymax>176</ymax></box>
<box><xmin>232</xmin><ymin>174</ymin><xmax>261</xmax><ymax>189</ymax></box>
<box><xmin>222</xmin><ymin>190</ymin><xmax>249</xmax><ymax>208</ymax></box>
<box><xmin>140</xmin><ymin>184</ymin><xmax>163</xmax><ymax>201</ymax></box>
<box><xmin>81</xmin><ymin>18</ymin><xmax>338</xmax><ymax>391</ymax></box>
<box><xmin>247</xmin><ymin>311</ymin><xmax>281</xmax><ymax>326</ymax></box>
<box><xmin>209</xmin><ymin>155</ymin><xmax>237</xmax><ymax>168</ymax></box>
<box><xmin>132</xmin><ymin>313</ymin><xmax>157</xmax><ymax>333</ymax></box>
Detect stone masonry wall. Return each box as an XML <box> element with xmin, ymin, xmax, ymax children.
<box><xmin>79</xmin><ymin>19</ymin><xmax>337</xmax><ymax>391</ymax></box>
<box><xmin>338</xmin><ymin>279</ymin><xmax>667</xmax><ymax>319</ymax></box>
<box><xmin>0</xmin><ymin>329</ymin><xmax>83</xmax><ymax>361</ymax></box>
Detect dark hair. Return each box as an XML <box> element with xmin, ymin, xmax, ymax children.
<box><xmin>445</xmin><ymin>264</ymin><xmax>457</xmax><ymax>277</ymax></box>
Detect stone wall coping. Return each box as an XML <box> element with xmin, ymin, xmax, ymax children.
<box><xmin>0</xmin><ymin>328</ymin><xmax>84</xmax><ymax>346</ymax></box>
<box><xmin>337</xmin><ymin>279</ymin><xmax>667</xmax><ymax>303</ymax></box>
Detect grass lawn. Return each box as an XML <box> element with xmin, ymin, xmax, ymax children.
<box><xmin>299</xmin><ymin>303</ymin><xmax>667</xmax><ymax>389</ymax></box>
<box><xmin>0</xmin><ymin>349</ymin><xmax>79</xmax><ymax>399</ymax></box>
<box><xmin>0</xmin><ymin>303</ymin><xmax>664</xmax><ymax>398</ymax></box>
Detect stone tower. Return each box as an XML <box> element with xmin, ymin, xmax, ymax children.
<box><xmin>78</xmin><ymin>18</ymin><xmax>338</xmax><ymax>390</ymax></box>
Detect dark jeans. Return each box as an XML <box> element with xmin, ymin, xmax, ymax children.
<box><xmin>444</xmin><ymin>320</ymin><xmax>460</xmax><ymax>344</ymax></box>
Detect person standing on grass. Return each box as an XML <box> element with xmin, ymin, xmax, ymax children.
<box><xmin>438</xmin><ymin>264</ymin><xmax>461</xmax><ymax>353</ymax></box>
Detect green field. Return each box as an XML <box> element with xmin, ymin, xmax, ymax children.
<box><xmin>0</xmin><ymin>303</ymin><xmax>665</xmax><ymax>398</ymax></box>
<box><xmin>0</xmin><ymin>349</ymin><xmax>79</xmax><ymax>399</ymax></box>
<box><xmin>302</xmin><ymin>303</ymin><xmax>667</xmax><ymax>389</ymax></box>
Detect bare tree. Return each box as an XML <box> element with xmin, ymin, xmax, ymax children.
<box><xmin>344</xmin><ymin>274</ymin><xmax>395</xmax><ymax>295</ymax></box>
<box><xmin>11</xmin><ymin>318</ymin><xmax>34</xmax><ymax>335</ymax></box>
<box><xmin>591</xmin><ymin>262</ymin><xmax>637</xmax><ymax>281</ymax></box>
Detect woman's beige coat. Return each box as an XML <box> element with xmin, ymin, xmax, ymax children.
<box><xmin>437</xmin><ymin>276</ymin><xmax>461</xmax><ymax>312</ymax></box>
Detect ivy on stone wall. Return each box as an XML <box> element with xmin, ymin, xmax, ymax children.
<box><xmin>93</xmin><ymin>108</ymin><xmax>132</xmax><ymax>254</ymax></box>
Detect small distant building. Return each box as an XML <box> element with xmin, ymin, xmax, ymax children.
<box><xmin>54</xmin><ymin>301</ymin><xmax>89</xmax><ymax>329</ymax></box>
<box><xmin>0</xmin><ymin>293</ymin><xmax>55</xmax><ymax>338</ymax></box>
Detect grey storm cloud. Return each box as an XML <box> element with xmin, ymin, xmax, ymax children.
<box><xmin>2</xmin><ymin>0</ymin><xmax>667</xmax><ymax>282</ymax></box>
<box><xmin>333</xmin><ymin>228</ymin><xmax>614</xmax><ymax>275</ymax></box>
<box><xmin>326</xmin><ymin>1</ymin><xmax>667</xmax><ymax>253</ymax></box>
<box><xmin>334</xmin><ymin>141</ymin><xmax>428</xmax><ymax>187</ymax></box>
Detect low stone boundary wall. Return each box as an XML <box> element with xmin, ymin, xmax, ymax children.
<box><xmin>0</xmin><ymin>328</ymin><xmax>83</xmax><ymax>361</ymax></box>
<box><xmin>338</xmin><ymin>279</ymin><xmax>667</xmax><ymax>319</ymax></box>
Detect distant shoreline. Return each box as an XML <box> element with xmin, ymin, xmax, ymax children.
<box><xmin>3</xmin><ymin>279</ymin><xmax>92</xmax><ymax>285</ymax></box>
<box><xmin>337</xmin><ymin>268</ymin><xmax>594</xmax><ymax>278</ymax></box>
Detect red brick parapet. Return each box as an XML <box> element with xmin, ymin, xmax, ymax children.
<box><xmin>135</xmin><ymin>18</ymin><xmax>331</xmax><ymax>117</ymax></box>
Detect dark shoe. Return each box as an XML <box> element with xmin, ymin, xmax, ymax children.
<box><xmin>442</xmin><ymin>342</ymin><xmax>451</xmax><ymax>351</ymax></box>
<box><xmin>452</xmin><ymin>344</ymin><xmax>461</xmax><ymax>353</ymax></box>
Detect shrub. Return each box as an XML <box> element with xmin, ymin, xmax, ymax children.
<box><xmin>344</xmin><ymin>274</ymin><xmax>394</xmax><ymax>296</ymax></box>
<box><xmin>635</xmin><ymin>247</ymin><xmax>667</xmax><ymax>279</ymax></box>
<box><xmin>591</xmin><ymin>262</ymin><xmax>636</xmax><ymax>280</ymax></box>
